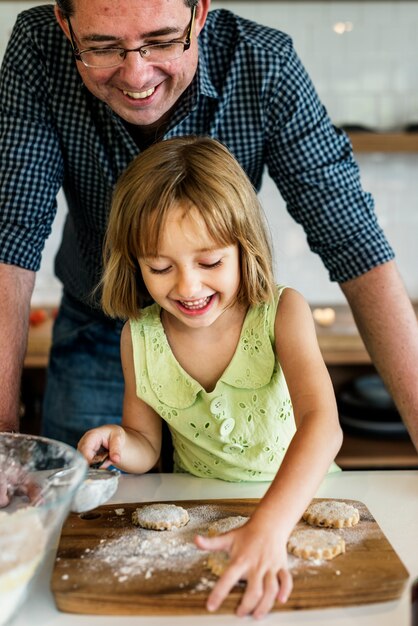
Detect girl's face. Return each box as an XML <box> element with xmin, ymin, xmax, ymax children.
<box><xmin>138</xmin><ymin>205</ymin><xmax>241</xmax><ymax>329</ymax></box>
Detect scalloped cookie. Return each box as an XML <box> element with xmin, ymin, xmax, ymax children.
<box><xmin>208</xmin><ymin>515</ymin><xmax>248</xmax><ymax>537</ymax></box>
<box><xmin>132</xmin><ymin>503</ymin><xmax>189</xmax><ymax>530</ymax></box>
<box><xmin>303</xmin><ymin>500</ymin><xmax>360</xmax><ymax>529</ymax></box>
<box><xmin>287</xmin><ymin>529</ymin><xmax>345</xmax><ymax>561</ymax></box>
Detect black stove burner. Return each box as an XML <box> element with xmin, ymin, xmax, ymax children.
<box><xmin>337</xmin><ymin>374</ymin><xmax>408</xmax><ymax>439</ymax></box>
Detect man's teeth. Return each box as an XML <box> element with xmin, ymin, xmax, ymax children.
<box><xmin>123</xmin><ymin>87</ymin><xmax>155</xmax><ymax>99</ymax></box>
<box><xmin>180</xmin><ymin>296</ymin><xmax>211</xmax><ymax>310</ymax></box>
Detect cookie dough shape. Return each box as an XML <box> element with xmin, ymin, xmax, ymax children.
<box><xmin>207</xmin><ymin>551</ymin><xmax>230</xmax><ymax>577</ymax></box>
<box><xmin>206</xmin><ymin>551</ymin><xmax>247</xmax><ymax>581</ymax></box>
<box><xmin>132</xmin><ymin>503</ymin><xmax>189</xmax><ymax>530</ymax></box>
<box><xmin>206</xmin><ymin>516</ymin><xmax>249</xmax><ymax>578</ymax></box>
<box><xmin>287</xmin><ymin>529</ymin><xmax>345</xmax><ymax>561</ymax></box>
<box><xmin>208</xmin><ymin>515</ymin><xmax>248</xmax><ymax>537</ymax></box>
<box><xmin>303</xmin><ymin>500</ymin><xmax>360</xmax><ymax>529</ymax></box>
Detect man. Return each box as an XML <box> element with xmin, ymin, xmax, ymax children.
<box><xmin>1</xmin><ymin>0</ymin><xmax>417</xmax><ymax>451</ymax></box>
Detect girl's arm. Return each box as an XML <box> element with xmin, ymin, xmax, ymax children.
<box><xmin>251</xmin><ymin>287</ymin><xmax>343</xmax><ymax>535</ymax></box>
<box><xmin>196</xmin><ymin>288</ymin><xmax>343</xmax><ymax>618</ymax></box>
<box><xmin>78</xmin><ymin>322</ymin><xmax>162</xmax><ymax>473</ymax></box>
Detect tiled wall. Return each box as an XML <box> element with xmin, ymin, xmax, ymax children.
<box><xmin>1</xmin><ymin>1</ymin><xmax>418</xmax><ymax>304</ymax></box>
<box><xmin>214</xmin><ymin>1</ymin><xmax>418</xmax><ymax>131</ymax></box>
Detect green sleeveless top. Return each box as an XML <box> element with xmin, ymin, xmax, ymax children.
<box><xmin>130</xmin><ymin>286</ymin><xmax>339</xmax><ymax>481</ymax></box>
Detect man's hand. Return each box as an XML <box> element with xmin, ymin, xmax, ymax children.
<box><xmin>0</xmin><ymin>461</ymin><xmax>41</xmax><ymax>508</ymax></box>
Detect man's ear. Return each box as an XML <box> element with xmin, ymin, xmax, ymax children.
<box><xmin>194</xmin><ymin>0</ymin><xmax>210</xmax><ymax>37</ymax></box>
<box><xmin>54</xmin><ymin>4</ymin><xmax>71</xmax><ymax>40</ymax></box>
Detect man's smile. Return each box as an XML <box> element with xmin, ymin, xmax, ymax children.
<box><xmin>122</xmin><ymin>87</ymin><xmax>156</xmax><ymax>99</ymax></box>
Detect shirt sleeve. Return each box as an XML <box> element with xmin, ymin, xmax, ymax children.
<box><xmin>263</xmin><ymin>38</ymin><xmax>394</xmax><ymax>283</ymax></box>
<box><xmin>0</xmin><ymin>13</ymin><xmax>64</xmax><ymax>271</ymax></box>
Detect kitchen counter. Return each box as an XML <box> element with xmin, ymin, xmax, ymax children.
<box><xmin>311</xmin><ymin>302</ymin><xmax>418</xmax><ymax>365</ymax></box>
<box><xmin>13</xmin><ymin>470</ymin><xmax>418</xmax><ymax>626</ymax></box>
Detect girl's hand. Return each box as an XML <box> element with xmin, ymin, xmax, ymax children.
<box><xmin>77</xmin><ymin>425</ymin><xmax>125</xmax><ymax>468</ymax></box>
<box><xmin>195</xmin><ymin>521</ymin><xmax>293</xmax><ymax>619</ymax></box>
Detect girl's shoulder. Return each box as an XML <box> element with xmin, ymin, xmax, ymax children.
<box><xmin>275</xmin><ymin>286</ymin><xmax>310</xmax><ymax>318</ymax></box>
<box><xmin>274</xmin><ymin>286</ymin><xmax>315</xmax><ymax>343</ymax></box>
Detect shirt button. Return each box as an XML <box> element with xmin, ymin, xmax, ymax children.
<box><xmin>219</xmin><ymin>418</ymin><xmax>235</xmax><ymax>437</ymax></box>
<box><xmin>223</xmin><ymin>443</ymin><xmax>243</xmax><ymax>454</ymax></box>
<box><xmin>210</xmin><ymin>396</ymin><xmax>226</xmax><ymax>416</ymax></box>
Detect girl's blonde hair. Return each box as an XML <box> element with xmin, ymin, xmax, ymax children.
<box><xmin>101</xmin><ymin>136</ymin><xmax>275</xmax><ymax>318</ymax></box>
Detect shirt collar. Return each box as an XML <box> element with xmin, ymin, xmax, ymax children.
<box><xmin>167</xmin><ymin>53</ymin><xmax>219</xmax><ymax>125</ymax></box>
<box><xmin>197</xmin><ymin>41</ymin><xmax>219</xmax><ymax>100</ymax></box>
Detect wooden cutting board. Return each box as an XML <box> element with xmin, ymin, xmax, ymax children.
<box><xmin>51</xmin><ymin>498</ymin><xmax>409</xmax><ymax>615</ymax></box>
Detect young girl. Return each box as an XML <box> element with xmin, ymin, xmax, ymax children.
<box><xmin>78</xmin><ymin>136</ymin><xmax>342</xmax><ymax>619</ymax></box>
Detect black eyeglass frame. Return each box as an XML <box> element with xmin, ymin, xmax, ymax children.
<box><xmin>66</xmin><ymin>5</ymin><xmax>196</xmax><ymax>68</ymax></box>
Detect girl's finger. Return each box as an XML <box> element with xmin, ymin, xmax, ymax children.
<box><xmin>206</xmin><ymin>560</ymin><xmax>245</xmax><ymax>613</ymax></box>
<box><xmin>108</xmin><ymin>431</ymin><xmax>123</xmax><ymax>464</ymax></box>
<box><xmin>276</xmin><ymin>567</ymin><xmax>293</xmax><ymax>604</ymax></box>
<box><xmin>194</xmin><ymin>533</ymin><xmax>233</xmax><ymax>552</ymax></box>
<box><xmin>252</xmin><ymin>570</ymin><xmax>279</xmax><ymax>620</ymax></box>
<box><xmin>78</xmin><ymin>433</ymin><xmax>105</xmax><ymax>463</ymax></box>
<box><xmin>235</xmin><ymin>568</ymin><xmax>264</xmax><ymax>617</ymax></box>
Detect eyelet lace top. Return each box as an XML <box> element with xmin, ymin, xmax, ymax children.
<box><xmin>130</xmin><ymin>286</ymin><xmax>339</xmax><ymax>481</ymax></box>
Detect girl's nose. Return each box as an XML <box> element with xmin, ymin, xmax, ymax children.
<box><xmin>176</xmin><ymin>269</ymin><xmax>201</xmax><ymax>299</ymax></box>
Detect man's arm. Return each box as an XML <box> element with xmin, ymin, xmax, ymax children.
<box><xmin>0</xmin><ymin>263</ymin><xmax>35</xmax><ymax>431</ymax></box>
<box><xmin>340</xmin><ymin>259</ymin><xmax>418</xmax><ymax>450</ymax></box>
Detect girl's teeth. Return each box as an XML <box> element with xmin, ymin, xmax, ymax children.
<box><xmin>180</xmin><ymin>296</ymin><xmax>211</xmax><ymax>310</ymax></box>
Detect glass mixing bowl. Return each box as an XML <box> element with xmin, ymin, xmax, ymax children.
<box><xmin>0</xmin><ymin>432</ymin><xmax>87</xmax><ymax>625</ymax></box>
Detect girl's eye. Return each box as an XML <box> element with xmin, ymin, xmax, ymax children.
<box><xmin>149</xmin><ymin>266</ymin><xmax>171</xmax><ymax>274</ymax></box>
<box><xmin>200</xmin><ymin>260</ymin><xmax>222</xmax><ymax>269</ymax></box>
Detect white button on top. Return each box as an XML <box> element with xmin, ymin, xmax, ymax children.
<box><xmin>219</xmin><ymin>417</ymin><xmax>235</xmax><ymax>437</ymax></box>
<box><xmin>210</xmin><ymin>396</ymin><xmax>226</xmax><ymax>415</ymax></box>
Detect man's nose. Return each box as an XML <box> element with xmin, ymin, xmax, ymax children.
<box><xmin>118</xmin><ymin>50</ymin><xmax>154</xmax><ymax>79</ymax></box>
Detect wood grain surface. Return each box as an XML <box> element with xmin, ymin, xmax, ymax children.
<box><xmin>51</xmin><ymin>498</ymin><xmax>409</xmax><ymax>615</ymax></box>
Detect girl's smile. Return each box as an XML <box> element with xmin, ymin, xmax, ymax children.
<box><xmin>175</xmin><ymin>293</ymin><xmax>215</xmax><ymax>316</ymax></box>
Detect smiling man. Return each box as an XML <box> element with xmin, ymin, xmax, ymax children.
<box><xmin>0</xmin><ymin>0</ymin><xmax>418</xmax><ymax>454</ymax></box>
<box><xmin>55</xmin><ymin>0</ymin><xmax>201</xmax><ymax>128</ymax></box>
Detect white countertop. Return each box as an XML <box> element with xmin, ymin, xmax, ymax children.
<box><xmin>12</xmin><ymin>470</ymin><xmax>418</xmax><ymax>626</ymax></box>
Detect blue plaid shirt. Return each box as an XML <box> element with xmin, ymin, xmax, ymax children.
<box><xmin>0</xmin><ymin>5</ymin><xmax>393</xmax><ymax>308</ymax></box>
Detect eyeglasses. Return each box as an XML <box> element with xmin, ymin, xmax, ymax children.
<box><xmin>66</xmin><ymin>6</ymin><xmax>196</xmax><ymax>68</ymax></box>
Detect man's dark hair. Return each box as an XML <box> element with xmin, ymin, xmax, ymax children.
<box><xmin>55</xmin><ymin>0</ymin><xmax>73</xmax><ymax>17</ymax></box>
<box><xmin>56</xmin><ymin>0</ymin><xmax>198</xmax><ymax>19</ymax></box>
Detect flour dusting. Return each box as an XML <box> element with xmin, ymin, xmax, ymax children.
<box><xmin>88</xmin><ymin>505</ymin><xmax>221</xmax><ymax>581</ymax></box>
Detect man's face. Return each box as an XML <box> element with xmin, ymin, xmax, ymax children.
<box><xmin>56</xmin><ymin>0</ymin><xmax>208</xmax><ymax>127</ymax></box>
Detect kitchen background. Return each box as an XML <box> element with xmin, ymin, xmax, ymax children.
<box><xmin>1</xmin><ymin>0</ymin><xmax>418</xmax><ymax>306</ymax></box>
